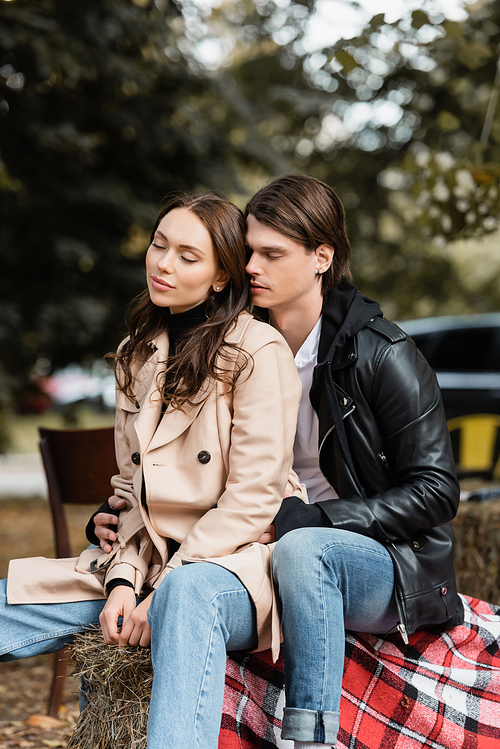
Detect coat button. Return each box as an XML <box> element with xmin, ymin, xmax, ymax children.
<box><xmin>197</xmin><ymin>450</ymin><xmax>211</xmax><ymax>464</ymax></box>
<box><xmin>412</xmin><ymin>541</ymin><xmax>420</xmax><ymax>549</ymax></box>
<box><xmin>348</xmin><ymin>352</ymin><xmax>356</xmax><ymax>360</ymax></box>
<box><xmin>441</xmin><ymin>586</ymin><xmax>448</xmax><ymax>596</ymax></box>
<box><xmin>131</xmin><ymin>452</ymin><xmax>141</xmax><ymax>465</ymax></box>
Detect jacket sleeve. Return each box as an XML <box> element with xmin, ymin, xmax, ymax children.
<box><xmin>316</xmin><ymin>339</ymin><xmax>460</xmax><ymax>542</ymax></box>
<box><xmin>156</xmin><ymin>326</ymin><xmax>302</xmax><ymax>584</ymax></box>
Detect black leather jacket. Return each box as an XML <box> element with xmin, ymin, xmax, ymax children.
<box><xmin>274</xmin><ymin>281</ymin><xmax>464</xmax><ymax>640</ymax></box>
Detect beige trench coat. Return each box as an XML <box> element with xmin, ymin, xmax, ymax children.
<box><xmin>8</xmin><ymin>312</ymin><xmax>305</xmax><ymax>659</ymax></box>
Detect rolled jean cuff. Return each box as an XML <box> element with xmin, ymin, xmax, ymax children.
<box><xmin>281</xmin><ymin>707</ymin><xmax>340</xmax><ymax>744</ymax></box>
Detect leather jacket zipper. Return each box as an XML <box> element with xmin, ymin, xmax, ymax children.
<box><xmin>377</xmin><ymin>451</ymin><xmax>390</xmax><ymax>471</ymax></box>
<box><xmin>319</xmin><ymin>424</ymin><xmax>335</xmax><ymax>457</ymax></box>
<box><xmin>377</xmin><ymin>451</ymin><xmax>396</xmax><ymax>483</ymax></box>
<box><xmin>392</xmin><ymin>567</ymin><xmax>409</xmax><ymax>644</ymax></box>
<box><xmin>318</xmin><ymin>424</ymin><xmax>339</xmax><ymax>494</ymax></box>
<box><xmin>319</xmin><ymin>405</ymin><xmax>356</xmax><ymax>456</ymax></box>
<box><xmin>397</xmin><ymin>621</ymin><xmax>409</xmax><ymax>645</ymax></box>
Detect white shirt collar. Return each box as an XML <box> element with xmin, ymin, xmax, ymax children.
<box><xmin>294</xmin><ymin>317</ymin><xmax>322</xmax><ymax>368</ymax></box>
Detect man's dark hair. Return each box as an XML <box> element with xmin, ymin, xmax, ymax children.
<box><xmin>245</xmin><ymin>174</ymin><xmax>351</xmax><ymax>294</ymax></box>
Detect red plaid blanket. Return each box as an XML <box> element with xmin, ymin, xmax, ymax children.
<box><xmin>220</xmin><ymin>595</ymin><xmax>500</xmax><ymax>748</ymax></box>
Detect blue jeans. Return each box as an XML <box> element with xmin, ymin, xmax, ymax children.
<box><xmin>146</xmin><ymin>563</ymin><xmax>257</xmax><ymax>748</ymax></box>
<box><xmin>0</xmin><ymin>563</ymin><xmax>257</xmax><ymax>749</ymax></box>
<box><xmin>272</xmin><ymin>527</ymin><xmax>398</xmax><ymax>746</ymax></box>
<box><xmin>0</xmin><ymin>579</ymin><xmax>106</xmax><ymax>659</ymax></box>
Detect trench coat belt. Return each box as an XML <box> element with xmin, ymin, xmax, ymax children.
<box><xmin>88</xmin><ymin>504</ymin><xmax>148</xmax><ymax>579</ymax></box>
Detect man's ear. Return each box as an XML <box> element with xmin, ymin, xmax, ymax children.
<box><xmin>213</xmin><ymin>270</ymin><xmax>230</xmax><ymax>292</ymax></box>
<box><xmin>315</xmin><ymin>244</ymin><xmax>334</xmax><ymax>275</ymax></box>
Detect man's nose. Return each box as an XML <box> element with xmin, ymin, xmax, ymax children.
<box><xmin>245</xmin><ymin>253</ymin><xmax>260</xmax><ymax>276</ymax></box>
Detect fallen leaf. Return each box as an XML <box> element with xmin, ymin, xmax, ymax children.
<box><xmin>42</xmin><ymin>740</ymin><xmax>65</xmax><ymax>747</ymax></box>
<box><xmin>26</xmin><ymin>715</ymin><xmax>65</xmax><ymax>729</ymax></box>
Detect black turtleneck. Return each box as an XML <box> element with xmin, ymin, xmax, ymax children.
<box><xmin>157</xmin><ymin>300</ymin><xmax>209</xmax><ymax>415</ymax></box>
<box><xmin>158</xmin><ymin>300</ymin><xmax>209</xmax><ymax>353</ymax></box>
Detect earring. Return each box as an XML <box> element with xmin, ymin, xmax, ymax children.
<box><xmin>215</xmin><ymin>286</ymin><xmax>220</xmax><ymax>291</ymax></box>
<box><xmin>316</xmin><ymin>270</ymin><xmax>321</xmax><ymax>276</ymax></box>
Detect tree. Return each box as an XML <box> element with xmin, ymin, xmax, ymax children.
<box><xmin>0</xmin><ymin>0</ymin><xmax>287</xmax><ymax>429</ymax></box>
<box><xmin>209</xmin><ymin>0</ymin><xmax>500</xmax><ymax>317</ymax></box>
<box><xmin>2</xmin><ymin>0</ymin><xmax>500</xmax><ymax>447</ymax></box>
<box><xmin>302</xmin><ymin>1</ymin><xmax>500</xmax><ymax>316</ymax></box>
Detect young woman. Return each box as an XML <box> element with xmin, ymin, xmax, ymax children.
<box><xmin>1</xmin><ymin>193</ymin><xmax>303</xmax><ymax>748</ymax></box>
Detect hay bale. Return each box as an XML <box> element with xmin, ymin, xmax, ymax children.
<box><xmin>68</xmin><ymin>629</ymin><xmax>152</xmax><ymax>749</ymax></box>
<box><xmin>452</xmin><ymin>498</ymin><xmax>500</xmax><ymax>604</ymax></box>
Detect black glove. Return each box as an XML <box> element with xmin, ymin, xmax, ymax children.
<box><xmin>274</xmin><ymin>496</ymin><xmax>333</xmax><ymax>540</ymax></box>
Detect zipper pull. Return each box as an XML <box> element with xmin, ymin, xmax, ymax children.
<box><xmin>397</xmin><ymin>622</ymin><xmax>409</xmax><ymax>644</ymax></box>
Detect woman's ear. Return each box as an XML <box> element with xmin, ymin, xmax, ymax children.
<box><xmin>315</xmin><ymin>244</ymin><xmax>334</xmax><ymax>275</ymax></box>
<box><xmin>213</xmin><ymin>270</ymin><xmax>230</xmax><ymax>292</ymax></box>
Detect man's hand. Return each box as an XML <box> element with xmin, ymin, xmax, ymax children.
<box><xmin>99</xmin><ymin>586</ymin><xmax>137</xmax><ymax>645</ymax></box>
<box><xmin>94</xmin><ymin>495</ymin><xmax>127</xmax><ymax>552</ymax></box>
<box><xmin>257</xmin><ymin>523</ymin><xmax>276</xmax><ymax>544</ymax></box>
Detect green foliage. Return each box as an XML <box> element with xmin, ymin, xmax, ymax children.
<box><xmin>231</xmin><ymin>0</ymin><xmax>500</xmax><ymax>317</ymax></box>
<box><xmin>0</xmin><ymin>2</ymin><xmax>184</xmax><ymax>384</ymax></box>
<box><xmin>0</xmin><ymin>0</ymin><xmax>274</xmax><ymax>409</ymax></box>
<box><xmin>2</xmin><ymin>0</ymin><xmax>500</xmax><ymax>436</ymax></box>
<box><xmin>206</xmin><ymin>0</ymin><xmax>500</xmax><ymax>289</ymax></box>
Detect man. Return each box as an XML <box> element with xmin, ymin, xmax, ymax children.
<box><xmin>91</xmin><ymin>174</ymin><xmax>463</xmax><ymax>749</ymax></box>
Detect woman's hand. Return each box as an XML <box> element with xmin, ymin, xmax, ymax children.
<box><xmin>99</xmin><ymin>585</ymin><xmax>137</xmax><ymax>645</ymax></box>
<box><xmin>99</xmin><ymin>587</ymin><xmax>154</xmax><ymax>648</ymax></box>
<box><xmin>94</xmin><ymin>495</ymin><xmax>127</xmax><ymax>552</ymax></box>
<box><xmin>119</xmin><ymin>593</ymin><xmax>154</xmax><ymax>648</ymax></box>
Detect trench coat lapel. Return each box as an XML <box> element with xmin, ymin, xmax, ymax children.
<box><xmin>133</xmin><ymin>333</ymin><xmax>206</xmax><ymax>454</ymax></box>
<box><xmin>133</xmin><ymin>337</ymin><xmax>167</xmax><ymax>455</ymax></box>
<box><xmin>147</xmin><ymin>400</ymin><xmax>205</xmax><ymax>452</ymax></box>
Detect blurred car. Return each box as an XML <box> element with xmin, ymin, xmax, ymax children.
<box><xmin>398</xmin><ymin>313</ymin><xmax>500</xmax><ymax>479</ymax></box>
<box><xmin>398</xmin><ymin>313</ymin><xmax>500</xmax><ymax>419</ymax></box>
<box><xmin>41</xmin><ymin>363</ymin><xmax>116</xmax><ymax>411</ymax></box>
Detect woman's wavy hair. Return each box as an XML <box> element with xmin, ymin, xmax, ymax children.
<box><xmin>245</xmin><ymin>174</ymin><xmax>351</xmax><ymax>294</ymax></box>
<box><xmin>113</xmin><ymin>193</ymin><xmax>251</xmax><ymax>410</ymax></box>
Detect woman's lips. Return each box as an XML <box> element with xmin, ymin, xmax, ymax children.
<box><xmin>151</xmin><ymin>275</ymin><xmax>174</xmax><ymax>291</ymax></box>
